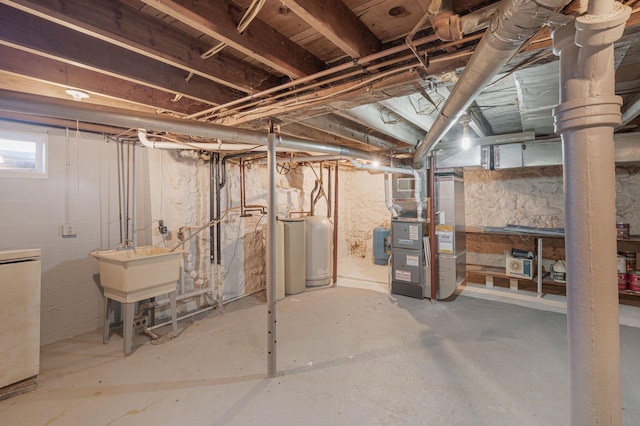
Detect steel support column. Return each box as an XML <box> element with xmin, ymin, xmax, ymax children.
<box><xmin>553</xmin><ymin>2</ymin><xmax>630</xmax><ymax>423</ymax></box>
<box><xmin>267</xmin><ymin>129</ymin><xmax>277</xmax><ymax>378</ymax></box>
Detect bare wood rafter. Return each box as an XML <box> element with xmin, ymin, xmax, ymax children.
<box><xmin>285</xmin><ymin>0</ymin><xmax>381</xmax><ymax>58</ymax></box>
<box><xmin>2</xmin><ymin>0</ymin><xmax>279</xmax><ymax>94</ymax></box>
<box><xmin>0</xmin><ymin>5</ymin><xmax>239</xmax><ymax>105</ymax></box>
<box><xmin>138</xmin><ymin>0</ymin><xmax>324</xmax><ymax>78</ymax></box>
<box><xmin>0</xmin><ymin>45</ymin><xmax>206</xmax><ymax>115</ymax></box>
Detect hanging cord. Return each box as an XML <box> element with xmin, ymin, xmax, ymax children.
<box><xmin>200</xmin><ymin>0</ymin><xmax>266</xmax><ymax>59</ymax></box>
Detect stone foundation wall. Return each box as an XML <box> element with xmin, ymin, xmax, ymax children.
<box><xmin>337</xmin><ymin>169</ymin><xmax>390</xmax><ymax>260</ymax></box>
<box><xmin>464</xmin><ymin>165</ymin><xmax>640</xmax><ymax>269</ymax></box>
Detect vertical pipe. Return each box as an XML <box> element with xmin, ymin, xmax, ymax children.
<box><xmin>429</xmin><ymin>155</ymin><xmax>437</xmax><ymax>302</ymax></box>
<box><xmin>552</xmin><ymin>2</ymin><xmax>630</xmax><ymax>423</ymax></box>
<box><xmin>215</xmin><ymin>154</ymin><xmax>223</xmax><ymax>306</ymax></box>
<box><xmin>239</xmin><ymin>159</ymin><xmax>246</xmax><ymax>217</ymax></box>
<box><xmin>116</xmin><ymin>142</ymin><xmax>123</xmax><ymax>245</ymax></box>
<box><xmin>327</xmin><ymin>165</ymin><xmax>332</xmax><ymax>218</ymax></box>
<box><xmin>332</xmin><ymin>162</ymin><xmax>339</xmax><ymax>286</ymax></box>
<box><xmin>267</xmin><ymin>128</ymin><xmax>277</xmax><ymax>378</ymax></box>
<box><xmin>125</xmin><ymin>143</ymin><xmax>130</xmax><ymax>244</ymax></box>
<box><xmin>536</xmin><ymin>237</ymin><xmax>542</xmax><ymax>298</ymax></box>
<box><xmin>131</xmin><ymin>143</ymin><xmax>136</xmax><ymax>247</ymax></box>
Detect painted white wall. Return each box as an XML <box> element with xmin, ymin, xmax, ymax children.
<box><xmin>146</xmin><ymin>149</ymin><xmax>212</xmax><ymax>315</ymax></box>
<box><xmin>0</xmin><ymin>121</ymin><xmax>151</xmax><ymax>345</ymax></box>
<box><xmin>337</xmin><ymin>169</ymin><xmax>389</xmax><ymax>261</ymax></box>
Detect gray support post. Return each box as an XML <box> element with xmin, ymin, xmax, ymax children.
<box><xmin>267</xmin><ymin>129</ymin><xmax>278</xmax><ymax>378</ymax></box>
<box><xmin>552</xmin><ymin>2</ymin><xmax>630</xmax><ymax>423</ymax></box>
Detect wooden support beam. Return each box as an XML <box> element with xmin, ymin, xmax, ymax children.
<box><xmin>337</xmin><ymin>104</ymin><xmax>426</xmax><ymax>146</ymax></box>
<box><xmin>285</xmin><ymin>0</ymin><xmax>380</xmax><ymax>58</ymax></box>
<box><xmin>2</xmin><ymin>0</ymin><xmax>278</xmax><ymax>93</ymax></box>
<box><xmin>0</xmin><ymin>5</ymin><xmax>239</xmax><ymax>105</ymax></box>
<box><xmin>0</xmin><ymin>45</ymin><xmax>207</xmax><ymax>115</ymax></box>
<box><xmin>138</xmin><ymin>0</ymin><xmax>324</xmax><ymax>78</ymax></box>
<box><xmin>301</xmin><ymin>114</ymin><xmax>396</xmax><ymax>150</ymax></box>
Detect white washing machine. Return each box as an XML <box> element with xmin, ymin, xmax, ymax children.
<box><xmin>0</xmin><ymin>249</ymin><xmax>41</xmax><ymax>391</ymax></box>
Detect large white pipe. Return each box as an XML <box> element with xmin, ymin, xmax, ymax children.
<box><xmin>552</xmin><ymin>1</ymin><xmax>630</xmax><ymax>424</ymax></box>
<box><xmin>412</xmin><ymin>0</ymin><xmax>572</xmax><ymax>166</ymax></box>
<box><xmin>384</xmin><ymin>173</ymin><xmax>399</xmax><ymax>219</ymax></box>
<box><xmin>349</xmin><ymin>159</ymin><xmax>423</xmax><ymax>220</ymax></box>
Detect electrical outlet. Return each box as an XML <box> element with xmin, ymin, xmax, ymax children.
<box><xmin>61</xmin><ymin>224</ymin><xmax>77</xmax><ymax>238</ymax></box>
<box><xmin>158</xmin><ymin>220</ymin><xmax>168</xmax><ymax>236</ymax></box>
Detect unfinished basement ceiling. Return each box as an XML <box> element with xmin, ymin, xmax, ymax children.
<box><xmin>0</xmin><ymin>0</ymin><xmax>639</xmax><ymax>153</ymax></box>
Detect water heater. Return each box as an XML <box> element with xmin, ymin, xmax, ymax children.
<box><xmin>305</xmin><ymin>215</ymin><xmax>332</xmax><ymax>287</ymax></box>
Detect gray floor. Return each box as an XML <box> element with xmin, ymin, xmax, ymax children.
<box><xmin>2</xmin><ymin>285</ymin><xmax>640</xmax><ymax>425</ymax></box>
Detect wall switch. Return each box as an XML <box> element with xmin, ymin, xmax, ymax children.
<box><xmin>61</xmin><ymin>224</ymin><xmax>77</xmax><ymax>238</ymax></box>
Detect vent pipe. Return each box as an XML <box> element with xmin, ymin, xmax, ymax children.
<box><xmin>412</xmin><ymin>0</ymin><xmax>571</xmax><ymax>167</ymax></box>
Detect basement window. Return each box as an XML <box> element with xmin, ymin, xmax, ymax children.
<box><xmin>0</xmin><ymin>130</ymin><xmax>47</xmax><ymax>178</ymax></box>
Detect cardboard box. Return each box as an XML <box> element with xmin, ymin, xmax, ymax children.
<box><xmin>506</xmin><ymin>256</ymin><xmax>536</xmax><ymax>280</ymax></box>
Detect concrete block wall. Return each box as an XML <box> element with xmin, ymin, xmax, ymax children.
<box><xmin>0</xmin><ymin>121</ymin><xmax>151</xmax><ymax>345</ymax></box>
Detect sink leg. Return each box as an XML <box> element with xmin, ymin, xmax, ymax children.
<box><xmin>123</xmin><ymin>302</ymin><xmax>135</xmax><ymax>356</ymax></box>
<box><xmin>169</xmin><ymin>291</ymin><xmax>178</xmax><ymax>337</ymax></box>
<box><xmin>103</xmin><ymin>298</ymin><xmax>111</xmax><ymax>344</ymax></box>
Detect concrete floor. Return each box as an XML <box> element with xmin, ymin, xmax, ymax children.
<box><xmin>2</xmin><ymin>257</ymin><xmax>640</xmax><ymax>425</ymax></box>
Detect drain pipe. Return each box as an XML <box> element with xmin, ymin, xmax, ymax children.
<box><xmin>412</xmin><ymin>0</ymin><xmax>572</xmax><ymax>166</ymax></box>
<box><xmin>552</xmin><ymin>2</ymin><xmax>630</xmax><ymax>424</ymax></box>
<box><xmin>349</xmin><ymin>160</ymin><xmax>423</xmax><ymax>220</ymax></box>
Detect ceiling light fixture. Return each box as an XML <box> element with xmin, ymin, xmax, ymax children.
<box><xmin>65</xmin><ymin>89</ymin><xmax>90</xmax><ymax>101</ymax></box>
<box><xmin>460</xmin><ymin>115</ymin><xmax>471</xmax><ymax>150</ymax></box>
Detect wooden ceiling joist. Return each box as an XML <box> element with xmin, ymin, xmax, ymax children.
<box><xmin>0</xmin><ymin>5</ymin><xmax>239</xmax><ymax>106</ymax></box>
<box><xmin>3</xmin><ymin>0</ymin><xmax>279</xmax><ymax>94</ymax></box>
<box><xmin>0</xmin><ymin>45</ymin><xmax>207</xmax><ymax>115</ymax></box>
<box><xmin>285</xmin><ymin>0</ymin><xmax>381</xmax><ymax>59</ymax></box>
<box><xmin>138</xmin><ymin>0</ymin><xmax>324</xmax><ymax>78</ymax></box>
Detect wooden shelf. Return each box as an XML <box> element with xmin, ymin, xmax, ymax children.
<box><xmin>466</xmin><ymin>264</ymin><xmax>638</xmax><ymax>296</ymax></box>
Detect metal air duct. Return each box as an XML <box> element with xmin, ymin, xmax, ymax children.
<box><xmin>412</xmin><ymin>0</ymin><xmax>572</xmax><ymax>166</ymax></box>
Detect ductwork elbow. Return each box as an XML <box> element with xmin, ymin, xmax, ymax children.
<box><xmin>432</xmin><ymin>11</ymin><xmax>462</xmax><ymax>42</ymax></box>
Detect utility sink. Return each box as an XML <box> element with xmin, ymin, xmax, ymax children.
<box><xmin>91</xmin><ymin>246</ymin><xmax>183</xmax><ymax>303</ymax></box>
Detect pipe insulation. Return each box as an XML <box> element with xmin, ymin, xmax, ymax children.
<box><xmin>552</xmin><ymin>1</ymin><xmax>630</xmax><ymax>424</ymax></box>
<box><xmin>0</xmin><ymin>89</ymin><xmax>377</xmax><ymax>160</ymax></box>
<box><xmin>412</xmin><ymin>0</ymin><xmax>572</xmax><ymax>166</ymax></box>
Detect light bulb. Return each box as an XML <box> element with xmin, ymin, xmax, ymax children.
<box><xmin>65</xmin><ymin>89</ymin><xmax>90</xmax><ymax>101</ymax></box>
<box><xmin>372</xmin><ymin>160</ymin><xmax>380</xmax><ymax>168</ymax></box>
<box><xmin>461</xmin><ymin>136</ymin><xmax>471</xmax><ymax>150</ymax></box>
